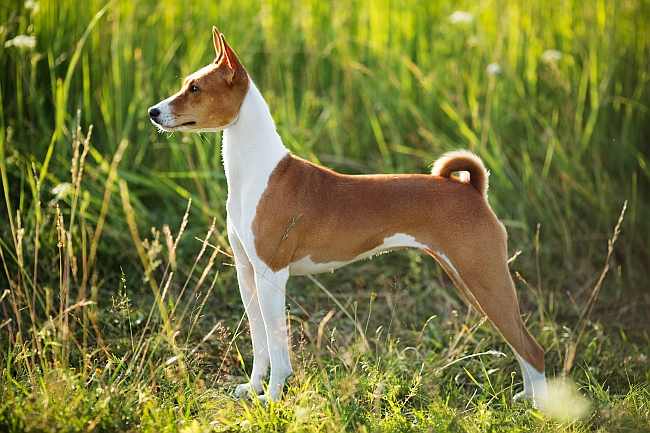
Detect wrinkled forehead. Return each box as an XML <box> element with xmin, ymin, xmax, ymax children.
<box><xmin>184</xmin><ymin>63</ymin><xmax>220</xmax><ymax>84</ymax></box>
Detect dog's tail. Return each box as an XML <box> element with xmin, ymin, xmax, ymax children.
<box><xmin>431</xmin><ymin>150</ymin><xmax>489</xmax><ymax>200</ymax></box>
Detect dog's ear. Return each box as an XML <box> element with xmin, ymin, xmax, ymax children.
<box><xmin>213</xmin><ymin>26</ymin><xmax>224</xmax><ymax>64</ymax></box>
<box><xmin>220</xmin><ymin>34</ymin><xmax>239</xmax><ymax>86</ymax></box>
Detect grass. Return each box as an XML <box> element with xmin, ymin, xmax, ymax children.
<box><xmin>1</xmin><ymin>0</ymin><xmax>650</xmax><ymax>431</ymax></box>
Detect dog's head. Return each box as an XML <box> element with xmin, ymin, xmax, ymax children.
<box><xmin>148</xmin><ymin>27</ymin><xmax>250</xmax><ymax>133</ymax></box>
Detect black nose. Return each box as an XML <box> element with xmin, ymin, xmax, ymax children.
<box><xmin>148</xmin><ymin>107</ymin><xmax>160</xmax><ymax>118</ymax></box>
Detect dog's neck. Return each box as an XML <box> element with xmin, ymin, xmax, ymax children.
<box><xmin>221</xmin><ymin>78</ymin><xmax>289</xmax><ymax>215</ymax></box>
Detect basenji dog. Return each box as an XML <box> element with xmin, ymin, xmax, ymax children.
<box><xmin>148</xmin><ymin>27</ymin><xmax>548</xmax><ymax>407</ymax></box>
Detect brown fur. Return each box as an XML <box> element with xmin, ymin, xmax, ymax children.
<box><xmin>253</xmin><ymin>154</ymin><xmax>491</xmax><ymax>269</ymax></box>
<box><xmin>164</xmin><ymin>28</ymin><xmax>249</xmax><ymax>131</ymax></box>
<box><xmin>431</xmin><ymin>150</ymin><xmax>489</xmax><ymax>200</ymax></box>
<box><xmin>151</xmin><ymin>28</ymin><xmax>546</xmax><ymax>382</ymax></box>
<box><xmin>252</xmin><ymin>154</ymin><xmax>545</xmax><ymax>372</ymax></box>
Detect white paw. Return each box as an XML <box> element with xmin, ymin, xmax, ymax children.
<box><xmin>513</xmin><ymin>390</ymin><xmax>545</xmax><ymax>410</ymax></box>
<box><xmin>234</xmin><ymin>382</ymin><xmax>261</xmax><ymax>399</ymax></box>
<box><xmin>513</xmin><ymin>390</ymin><xmax>529</xmax><ymax>404</ymax></box>
<box><xmin>234</xmin><ymin>384</ymin><xmax>284</xmax><ymax>404</ymax></box>
<box><xmin>259</xmin><ymin>388</ymin><xmax>282</xmax><ymax>403</ymax></box>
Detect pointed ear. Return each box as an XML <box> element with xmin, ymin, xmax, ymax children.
<box><xmin>220</xmin><ymin>34</ymin><xmax>238</xmax><ymax>85</ymax></box>
<box><xmin>213</xmin><ymin>27</ymin><xmax>223</xmax><ymax>63</ymax></box>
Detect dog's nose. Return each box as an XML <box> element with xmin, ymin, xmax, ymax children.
<box><xmin>148</xmin><ymin>107</ymin><xmax>160</xmax><ymax>118</ymax></box>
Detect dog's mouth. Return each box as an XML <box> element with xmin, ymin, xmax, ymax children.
<box><xmin>150</xmin><ymin>119</ymin><xmax>197</xmax><ymax>131</ymax></box>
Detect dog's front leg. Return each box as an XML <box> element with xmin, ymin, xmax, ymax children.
<box><xmin>254</xmin><ymin>267</ymin><xmax>293</xmax><ymax>402</ymax></box>
<box><xmin>230</xmin><ymin>232</ymin><xmax>270</xmax><ymax>398</ymax></box>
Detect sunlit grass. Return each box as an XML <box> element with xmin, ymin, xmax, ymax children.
<box><xmin>1</xmin><ymin>0</ymin><xmax>649</xmax><ymax>431</ymax></box>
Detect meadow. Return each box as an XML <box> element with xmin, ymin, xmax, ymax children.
<box><xmin>1</xmin><ymin>0</ymin><xmax>649</xmax><ymax>431</ymax></box>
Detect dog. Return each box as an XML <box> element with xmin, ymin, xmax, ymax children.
<box><xmin>148</xmin><ymin>27</ymin><xmax>548</xmax><ymax>407</ymax></box>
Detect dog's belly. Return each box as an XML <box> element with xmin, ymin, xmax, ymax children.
<box><xmin>288</xmin><ymin>233</ymin><xmax>427</xmax><ymax>276</ymax></box>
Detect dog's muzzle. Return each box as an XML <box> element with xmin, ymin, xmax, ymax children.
<box><xmin>148</xmin><ymin>106</ymin><xmax>161</xmax><ymax>119</ymax></box>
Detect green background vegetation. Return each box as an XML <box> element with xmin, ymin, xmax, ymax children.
<box><xmin>1</xmin><ymin>0</ymin><xmax>649</xmax><ymax>431</ymax></box>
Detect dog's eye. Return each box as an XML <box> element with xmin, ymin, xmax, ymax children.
<box><xmin>190</xmin><ymin>85</ymin><xmax>199</xmax><ymax>93</ymax></box>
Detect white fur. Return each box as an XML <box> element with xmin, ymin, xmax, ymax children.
<box><xmin>431</xmin><ymin>150</ymin><xmax>489</xmax><ymax>200</ymax></box>
<box><xmin>513</xmin><ymin>352</ymin><xmax>548</xmax><ymax>409</ymax></box>
<box><xmin>154</xmin><ymin>68</ymin><xmax>548</xmax><ymax>405</ymax></box>
<box><xmin>149</xmin><ymin>96</ymin><xmax>178</xmax><ymax>131</ymax></box>
<box><xmin>218</xmin><ymin>78</ymin><xmax>549</xmax><ymax>405</ymax></box>
<box><xmin>432</xmin><ymin>251</ymin><xmax>459</xmax><ymax>278</ymax></box>
<box><xmin>222</xmin><ymin>79</ymin><xmax>290</xmax><ymax>401</ymax></box>
<box><xmin>289</xmin><ymin>233</ymin><xmax>427</xmax><ymax>275</ymax></box>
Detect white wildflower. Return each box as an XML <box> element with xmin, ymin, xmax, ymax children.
<box><xmin>541</xmin><ymin>49</ymin><xmax>563</xmax><ymax>63</ymax></box>
<box><xmin>449</xmin><ymin>11</ymin><xmax>474</xmax><ymax>25</ymax></box>
<box><xmin>5</xmin><ymin>35</ymin><xmax>37</xmax><ymax>51</ymax></box>
<box><xmin>543</xmin><ymin>378</ymin><xmax>590</xmax><ymax>421</ymax></box>
<box><xmin>50</xmin><ymin>182</ymin><xmax>74</xmax><ymax>203</ymax></box>
<box><xmin>486</xmin><ymin>62</ymin><xmax>502</xmax><ymax>75</ymax></box>
<box><xmin>25</xmin><ymin>0</ymin><xmax>41</xmax><ymax>13</ymax></box>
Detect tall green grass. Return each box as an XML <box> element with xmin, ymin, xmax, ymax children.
<box><xmin>1</xmin><ymin>0</ymin><xmax>649</xmax><ymax>431</ymax></box>
<box><xmin>3</xmin><ymin>0</ymin><xmax>648</xmax><ymax>289</ymax></box>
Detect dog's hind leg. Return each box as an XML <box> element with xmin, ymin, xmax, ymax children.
<box><xmin>430</xmin><ymin>237</ymin><xmax>547</xmax><ymax>408</ymax></box>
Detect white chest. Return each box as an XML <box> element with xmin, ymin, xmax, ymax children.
<box><xmin>221</xmin><ymin>80</ymin><xmax>289</xmax><ymax>255</ymax></box>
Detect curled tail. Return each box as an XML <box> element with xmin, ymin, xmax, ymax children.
<box><xmin>431</xmin><ymin>150</ymin><xmax>489</xmax><ymax>200</ymax></box>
